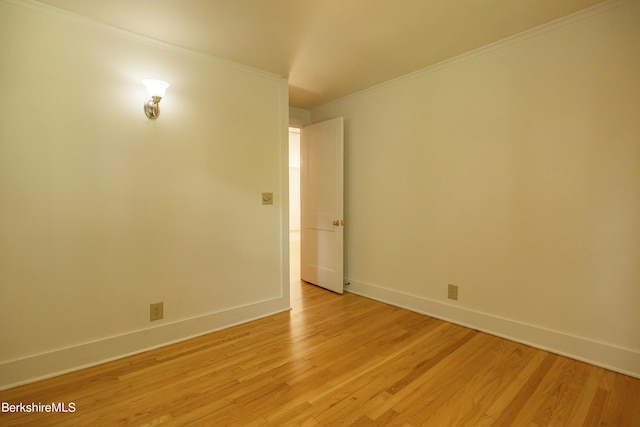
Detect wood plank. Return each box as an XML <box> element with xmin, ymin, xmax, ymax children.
<box><xmin>1</xmin><ymin>275</ymin><xmax>639</xmax><ymax>426</ymax></box>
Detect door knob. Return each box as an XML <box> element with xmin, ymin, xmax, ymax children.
<box><xmin>333</xmin><ymin>220</ymin><xmax>340</xmax><ymax>226</ymax></box>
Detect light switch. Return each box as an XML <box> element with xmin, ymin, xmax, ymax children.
<box><xmin>262</xmin><ymin>192</ymin><xmax>273</xmax><ymax>205</ymax></box>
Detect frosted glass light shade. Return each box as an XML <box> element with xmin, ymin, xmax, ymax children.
<box><xmin>142</xmin><ymin>79</ymin><xmax>169</xmax><ymax>98</ymax></box>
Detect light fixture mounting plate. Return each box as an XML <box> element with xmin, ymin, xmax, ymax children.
<box><xmin>144</xmin><ymin>96</ymin><xmax>162</xmax><ymax>119</ymax></box>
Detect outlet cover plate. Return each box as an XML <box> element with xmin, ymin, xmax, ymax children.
<box><xmin>150</xmin><ymin>302</ymin><xmax>164</xmax><ymax>321</ymax></box>
<box><xmin>448</xmin><ymin>284</ymin><xmax>458</xmax><ymax>301</ymax></box>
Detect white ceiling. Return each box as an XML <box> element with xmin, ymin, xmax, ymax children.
<box><xmin>36</xmin><ymin>0</ymin><xmax>608</xmax><ymax>109</ymax></box>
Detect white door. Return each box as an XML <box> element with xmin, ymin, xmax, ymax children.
<box><xmin>300</xmin><ymin>117</ymin><xmax>344</xmax><ymax>294</ymax></box>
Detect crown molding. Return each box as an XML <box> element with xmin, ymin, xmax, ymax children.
<box><xmin>1</xmin><ymin>0</ymin><xmax>284</xmax><ymax>81</ymax></box>
<box><xmin>315</xmin><ymin>0</ymin><xmax>633</xmax><ymax>110</ymax></box>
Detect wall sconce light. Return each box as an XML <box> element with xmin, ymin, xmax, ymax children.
<box><xmin>142</xmin><ymin>79</ymin><xmax>169</xmax><ymax>119</ymax></box>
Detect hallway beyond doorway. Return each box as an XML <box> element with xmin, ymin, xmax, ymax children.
<box><xmin>290</xmin><ymin>230</ymin><xmax>302</xmax><ymax>306</ymax></box>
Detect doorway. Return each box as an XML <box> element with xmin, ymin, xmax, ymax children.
<box><xmin>289</xmin><ymin>127</ymin><xmax>302</xmax><ymax>299</ymax></box>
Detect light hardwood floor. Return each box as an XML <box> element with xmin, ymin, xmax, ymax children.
<box><xmin>1</xmin><ymin>233</ymin><xmax>638</xmax><ymax>426</ymax></box>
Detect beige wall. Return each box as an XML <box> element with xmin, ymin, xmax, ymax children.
<box><xmin>312</xmin><ymin>0</ymin><xmax>640</xmax><ymax>376</ymax></box>
<box><xmin>0</xmin><ymin>1</ymin><xmax>289</xmax><ymax>387</ymax></box>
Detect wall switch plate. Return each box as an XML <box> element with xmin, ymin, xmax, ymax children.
<box><xmin>448</xmin><ymin>284</ymin><xmax>458</xmax><ymax>301</ymax></box>
<box><xmin>150</xmin><ymin>302</ymin><xmax>164</xmax><ymax>321</ymax></box>
<box><xmin>262</xmin><ymin>192</ymin><xmax>273</xmax><ymax>205</ymax></box>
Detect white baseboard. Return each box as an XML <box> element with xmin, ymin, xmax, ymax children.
<box><xmin>346</xmin><ymin>279</ymin><xmax>640</xmax><ymax>379</ymax></box>
<box><xmin>0</xmin><ymin>297</ymin><xmax>290</xmax><ymax>390</ymax></box>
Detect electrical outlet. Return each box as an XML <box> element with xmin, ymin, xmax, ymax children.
<box><xmin>448</xmin><ymin>284</ymin><xmax>458</xmax><ymax>301</ymax></box>
<box><xmin>150</xmin><ymin>302</ymin><xmax>164</xmax><ymax>321</ymax></box>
